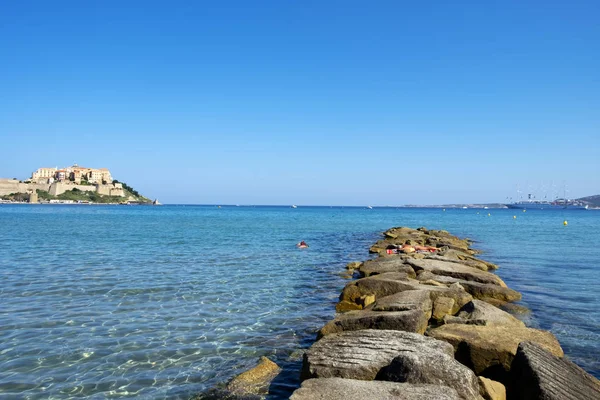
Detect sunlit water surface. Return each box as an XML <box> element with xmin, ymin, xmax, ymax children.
<box><xmin>0</xmin><ymin>205</ymin><xmax>598</xmax><ymax>399</ymax></box>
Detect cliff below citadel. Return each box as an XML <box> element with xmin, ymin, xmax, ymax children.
<box><xmin>0</xmin><ymin>178</ymin><xmax>150</xmax><ymax>204</ymax></box>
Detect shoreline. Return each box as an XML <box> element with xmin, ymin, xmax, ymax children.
<box><xmin>2</xmin><ymin>202</ymin><xmax>599</xmax><ymax>210</ymax></box>
<box><xmin>284</xmin><ymin>227</ymin><xmax>600</xmax><ymax>399</ymax></box>
<box><xmin>0</xmin><ymin>201</ymin><xmax>152</xmax><ymax>205</ymax></box>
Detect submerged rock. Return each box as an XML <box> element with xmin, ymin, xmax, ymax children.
<box><xmin>346</xmin><ymin>261</ymin><xmax>362</xmax><ymax>270</ymax></box>
<box><xmin>290</xmin><ymin>378</ymin><xmax>461</xmax><ymax>400</ymax></box>
<box><xmin>226</xmin><ymin>356</ymin><xmax>281</xmax><ymax>397</ymax></box>
<box><xmin>510</xmin><ymin>341</ymin><xmax>600</xmax><ymax>400</ymax></box>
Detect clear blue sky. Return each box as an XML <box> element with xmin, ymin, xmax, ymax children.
<box><xmin>1</xmin><ymin>1</ymin><xmax>598</xmax><ymax>205</ymax></box>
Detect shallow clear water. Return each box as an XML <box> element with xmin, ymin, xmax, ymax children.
<box><xmin>0</xmin><ymin>205</ymin><xmax>598</xmax><ymax>399</ymax></box>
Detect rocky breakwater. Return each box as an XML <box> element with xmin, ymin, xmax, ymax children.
<box><xmin>291</xmin><ymin>227</ymin><xmax>600</xmax><ymax>400</ymax></box>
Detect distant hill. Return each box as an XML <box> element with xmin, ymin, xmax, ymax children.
<box><xmin>576</xmin><ymin>195</ymin><xmax>600</xmax><ymax>208</ymax></box>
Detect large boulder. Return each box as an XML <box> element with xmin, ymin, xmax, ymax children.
<box><xmin>425</xmin><ymin>254</ymin><xmax>492</xmax><ymax>271</ymax></box>
<box><xmin>337</xmin><ymin>273</ymin><xmax>417</xmax><ymax>311</ymax></box>
<box><xmin>430</xmin><ymin>276</ymin><xmax>522</xmax><ymax>303</ymax></box>
<box><xmin>320</xmin><ymin>291</ymin><xmax>432</xmax><ymax>337</ymax></box>
<box><xmin>290</xmin><ymin>378</ymin><xmax>461</xmax><ymax>400</ymax></box>
<box><xmin>458</xmin><ymin>281</ymin><xmax>521</xmax><ymax>303</ymax></box>
<box><xmin>406</xmin><ymin>259</ymin><xmax>507</xmax><ymax>287</ymax></box>
<box><xmin>426</xmin><ymin>325</ymin><xmax>563</xmax><ymax>382</ymax></box>
<box><xmin>338</xmin><ymin>274</ymin><xmax>474</xmax><ymax>313</ymax></box>
<box><xmin>359</xmin><ymin>257</ymin><xmax>416</xmax><ymax>278</ymax></box>
<box><xmin>510</xmin><ymin>341</ymin><xmax>600</xmax><ymax>400</ymax></box>
<box><xmin>415</xmin><ymin>284</ymin><xmax>474</xmax><ymax>314</ymax></box>
<box><xmin>379</xmin><ymin>347</ymin><xmax>483</xmax><ymax>399</ymax></box>
<box><xmin>225</xmin><ymin>356</ymin><xmax>281</xmax><ymax>397</ymax></box>
<box><xmin>368</xmin><ymin>288</ymin><xmax>432</xmax><ymax>312</ymax></box>
<box><xmin>453</xmin><ymin>300</ymin><xmax>525</xmax><ymax>328</ymax></box>
<box><xmin>318</xmin><ymin>308</ymin><xmax>431</xmax><ymax>338</ymax></box>
<box><xmin>435</xmin><ymin>249</ymin><xmax>499</xmax><ymax>271</ymax></box>
<box><xmin>302</xmin><ymin>329</ymin><xmax>454</xmax><ymax>381</ymax></box>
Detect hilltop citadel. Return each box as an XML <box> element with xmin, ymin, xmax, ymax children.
<box><xmin>0</xmin><ymin>164</ymin><xmax>148</xmax><ymax>203</ymax></box>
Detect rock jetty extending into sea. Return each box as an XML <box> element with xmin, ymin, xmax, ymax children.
<box><xmin>290</xmin><ymin>227</ymin><xmax>600</xmax><ymax>400</ymax></box>
<box><xmin>205</xmin><ymin>226</ymin><xmax>600</xmax><ymax>399</ymax></box>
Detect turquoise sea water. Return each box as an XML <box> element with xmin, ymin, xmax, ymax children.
<box><xmin>0</xmin><ymin>205</ymin><xmax>598</xmax><ymax>399</ymax></box>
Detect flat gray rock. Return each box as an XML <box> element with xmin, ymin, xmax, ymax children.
<box><xmin>434</xmin><ymin>249</ymin><xmax>499</xmax><ymax>270</ymax></box>
<box><xmin>510</xmin><ymin>341</ymin><xmax>600</xmax><ymax>400</ymax></box>
<box><xmin>431</xmin><ymin>276</ymin><xmax>521</xmax><ymax>303</ymax></box>
<box><xmin>374</xmin><ymin>279</ymin><xmax>473</xmax><ymax>312</ymax></box>
<box><xmin>302</xmin><ymin>329</ymin><xmax>454</xmax><ymax>381</ymax></box>
<box><xmin>425</xmin><ymin>254</ymin><xmax>491</xmax><ymax>271</ymax></box>
<box><xmin>373</xmin><ymin>281</ymin><xmax>472</xmax><ymax>315</ymax></box>
<box><xmin>456</xmin><ymin>300</ymin><xmax>525</xmax><ymax>328</ymax></box>
<box><xmin>359</xmin><ymin>257</ymin><xmax>416</xmax><ymax>278</ymax></box>
<box><xmin>318</xmin><ymin>308</ymin><xmax>431</xmax><ymax>338</ymax></box>
<box><xmin>370</xmin><ymin>289</ymin><xmax>432</xmax><ymax>312</ymax></box>
<box><xmin>407</xmin><ymin>259</ymin><xmax>506</xmax><ymax>287</ymax></box>
<box><xmin>337</xmin><ymin>273</ymin><xmax>417</xmax><ymax>311</ymax></box>
<box><xmin>290</xmin><ymin>378</ymin><xmax>461</xmax><ymax>400</ymax></box>
<box><xmin>379</xmin><ymin>347</ymin><xmax>482</xmax><ymax>399</ymax></box>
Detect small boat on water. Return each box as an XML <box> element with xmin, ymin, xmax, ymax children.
<box><xmin>291</xmin><ymin>205</ymin><xmax>297</xmax><ymax>209</ymax></box>
<box><xmin>152</xmin><ymin>199</ymin><xmax>162</xmax><ymax>206</ymax></box>
<box><xmin>367</xmin><ymin>206</ymin><xmax>373</xmax><ymax>209</ymax></box>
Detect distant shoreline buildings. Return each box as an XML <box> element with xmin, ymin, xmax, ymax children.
<box><xmin>31</xmin><ymin>164</ymin><xmax>113</xmax><ymax>185</ymax></box>
<box><xmin>0</xmin><ymin>164</ymin><xmax>129</xmax><ymax>201</ymax></box>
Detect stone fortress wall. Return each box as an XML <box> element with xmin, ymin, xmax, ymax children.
<box><xmin>0</xmin><ymin>179</ymin><xmax>125</xmax><ymax>197</ymax></box>
<box><xmin>48</xmin><ymin>182</ymin><xmax>96</xmax><ymax>196</ymax></box>
<box><xmin>96</xmin><ymin>183</ymin><xmax>125</xmax><ymax>197</ymax></box>
<box><xmin>0</xmin><ymin>179</ymin><xmax>50</xmax><ymax>196</ymax></box>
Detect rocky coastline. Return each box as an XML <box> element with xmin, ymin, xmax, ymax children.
<box><xmin>206</xmin><ymin>226</ymin><xmax>600</xmax><ymax>399</ymax></box>
<box><xmin>290</xmin><ymin>227</ymin><xmax>600</xmax><ymax>399</ymax></box>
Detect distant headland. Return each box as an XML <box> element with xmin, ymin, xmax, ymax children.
<box><xmin>0</xmin><ymin>164</ymin><xmax>152</xmax><ymax>204</ymax></box>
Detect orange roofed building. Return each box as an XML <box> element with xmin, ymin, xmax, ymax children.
<box><xmin>31</xmin><ymin>164</ymin><xmax>114</xmax><ymax>184</ymax></box>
